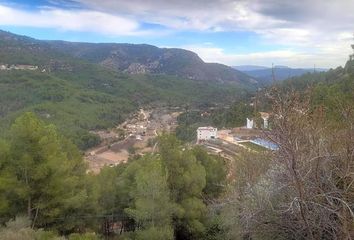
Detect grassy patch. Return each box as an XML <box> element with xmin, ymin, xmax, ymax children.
<box><xmin>239</xmin><ymin>142</ymin><xmax>268</xmax><ymax>152</ymax></box>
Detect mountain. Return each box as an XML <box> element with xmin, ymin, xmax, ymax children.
<box><xmin>46</xmin><ymin>41</ymin><xmax>257</xmax><ymax>85</ymax></box>
<box><xmin>233</xmin><ymin>65</ymin><xmax>327</xmax><ymax>84</ymax></box>
<box><xmin>275</xmin><ymin>62</ymin><xmax>352</xmax><ymax>92</ymax></box>
<box><xmin>0</xmin><ymin>29</ymin><xmax>257</xmax><ymax>86</ymax></box>
<box><xmin>0</xmin><ymin>30</ymin><xmax>254</xmax><ymax>149</ymax></box>
<box><xmin>233</xmin><ymin>65</ymin><xmax>269</xmax><ymax>71</ymax></box>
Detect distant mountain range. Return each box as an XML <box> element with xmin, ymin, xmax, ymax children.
<box><xmin>46</xmin><ymin>41</ymin><xmax>257</xmax><ymax>85</ymax></box>
<box><xmin>232</xmin><ymin>65</ymin><xmax>270</xmax><ymax>71</ymax></box>
<box><xmin>0</xmin><ymin>29</ymin><xmax>257</xmax><ymax>86</ymax></box>
<box><xmin>233</xmin><ymin>65</ymin><xmax>328</xmax><ymax>83</ymax></box>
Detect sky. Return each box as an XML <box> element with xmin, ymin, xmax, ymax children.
<box><xmin>0</xmin><ymin>0</ymin><xmax>353</xmax><ymax>68</ymax></box>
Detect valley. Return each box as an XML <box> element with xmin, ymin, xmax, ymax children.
<box><xmin>85</xmin><ymin>107</ymin><xmax>182</xmax><ymax>173</ymax></box>
<box><xmin>0</xmin><ymin>24</ymin><xmax>353</xmax><ymax>240</ymax></box>
<box><xmin>0</xmin><ymin>30</ymin><xmax>254</xmax><ymax>151</ymax></box>
<box><xmin>85</xmin><ymin>105</ymin><xmax>274</xmax><ymax>174</ymax></box>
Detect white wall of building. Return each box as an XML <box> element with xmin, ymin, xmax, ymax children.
<box><xmin>246</xmin><ymin>118</ymin><xmax>254</xmax><ymax>129</ymax></box>
<box><xmin>262</xmin><ymin>117</ymin><xmax>269</xmax><ymax>129</ymax></box>
<box><xmin>197</xmin><ymin>127</ymin><xmax>217</xmax><ymax>141</ymax></box>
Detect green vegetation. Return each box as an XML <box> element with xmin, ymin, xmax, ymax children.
<box><xmin>0</xmin><ymin>113</ymin><xmax>228</xmax><ymax>239</ymax></box>
<box><xmin>1</xmin><ymin>30</ymin><xmax>354</xmax><ymax>239</ymax></box>
<box><xmin>1</xmin><ymin>58</ymin><xmax>354</xmax><ymax>239</ymax></box>
<box><xmin>176</xmin><ymin>101</ymin><xmax>253</xmax><ymax>142</ymax></box>
<box><xmin>0</xmin><ymin>113</ymin><xmax>91</xmax><ymax>232</ymax></box>
<box><xmin>0</xmin><ymin>217</ymin><xmax>64</xmax><ymax>240</ymax></box>
<box><xmin>239</xmin><ymin>142</ymin><xmax>267</xmax><ymax>152</ymax></box>
<box><xmin>0</xmin><ymin>216</ymin><xmax>100</xmax><ymax>240</ymax></box>
<box><xmin>47</xmin><ymin>40</ymin><xmax>256</xmax><ymax>86</ymax></box>
<box><xmin>211</xmin><ymin>102</ymin><xmax>253</xmax><ymax>128</ymax></box>
<box><xmin>0</xmin><ymin>30</ymin><xmax>254</xmax><ymax>150</ymax></box>
<box><xmin>124</xmin><ymin>155</ymin><xmax>175</xmax><ymax>240</ymax></box>
<box><xmin>192</xmin><ymin>146</ymin><xmax>227</xmax><ymax>198</ymax></box>
<box><xmin>0</xmin><ymin>60</ymin><xmax>249</xmax><ymax>150</ymax></box>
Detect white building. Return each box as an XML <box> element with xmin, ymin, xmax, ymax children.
<box><xmin>260</xmin><ymin>112</ymin><xmax>270</xmax><ymax>129</ymax></box>
<box><xmin>197</xmin><ymin>127</ymin><xmax>217</xmax><ymax>142</ymax></box>
<box><xmin>246</xmin><ymin>112</ymin><xmax>270</xmax><ymax>129</ymax></box>
<box><xmin>246</xmin><ymin>118</ymin><xmax>254</xmax><ymax>129</ymax></box>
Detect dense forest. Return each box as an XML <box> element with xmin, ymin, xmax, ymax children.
<box><xmin>0</xmin><ymin>66</ymin><xmax>249</xmax><ymax>149</ymax></box>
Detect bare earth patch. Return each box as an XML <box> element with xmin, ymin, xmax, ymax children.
<box><xmin>86</xmin><ymin>150</ymin><xmax>129</xmax><ymax>174</ymax></box>
<box><xmin>85</xmin><ymin>108</ymin><xmax>181</xmax><ymax>173</ymax></box>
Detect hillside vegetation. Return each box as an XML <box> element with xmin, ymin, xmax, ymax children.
<box><xmin>236</xmin><ymin>66</ymin><xmax>327</xmax><ymax>84</ymax></box>
<box><xmin>1</xmin><ymin>28</ymin><xmax>353</xmax><ymax>239</ymax></box>
<box><xmin>1</xmin><ymin>60</ymin><xmax>353</xmax><ymax>238</ymax></box>
<box><xmin>47</xmin><ymin>41</ymin><xmax>257</xmax><ymax>85</ymax></box>
<box><xmin>220</xmin><ymin>59</ymin><xmax>354</xmax><ymax>239</ymax></box>
<box><xmin>0</xmin><ymin>30</ymin><xmax>253</xmax><ymax>149</ymax></box>
<box><xmin>0</xmin><ymin>113</ymin><xmax>227</xmax><ymax>239</ymax></box>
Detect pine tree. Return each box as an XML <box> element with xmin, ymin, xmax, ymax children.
<box><xmin>2</xmin><ymin>112</ymin><xmax>88</xmax><ymax>231</ymax></box>
<box><xmin>125</xmin><ymin>155</ymin><xmax>175</xmax><ymax>240</ymax></box>
<box><xmin>158</xmin><ymin>134</ymin><xmax>207</xmax><ymax>239</ymax></box>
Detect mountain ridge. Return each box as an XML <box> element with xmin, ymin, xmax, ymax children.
<box><xmin>233</xmin><ymin>65</ymin><xmax>327</xmax><ymax>84</ymax></box>
<box><xmin>46</xmin><ymin>40</ymin><xmax>257</xmax><ymax>85</ymax></box>
<box><xmin>0</xmin><ymin>29</ymin><xmax>257</xmax><ymax>86</ymax></box>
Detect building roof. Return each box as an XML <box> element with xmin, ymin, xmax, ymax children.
<box><xmin>259</xmin><ymin>112</ymin><xmax>270</xmax><ymax>119</ymax></box>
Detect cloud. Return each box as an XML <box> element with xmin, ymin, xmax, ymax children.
<box><xmin>253</xmin><ymin>0</ymin><xmax>354</xmax><ymax>31</ymax></box>
<box><xmin>75</xmin><ymin>0</ymin><xmax>354</xmax><ymax>33</ymax></box>
<box><xmin>0</xmin><ymin>4</ymin><xmax>152</xmax><ymax>36</ymax></box>
<box><xmin>182</xmin><ymin>44</ymin><xmax>350</xmax><ymax>68</ymax></box>
<box><xmin>75</xmin><ymin>0</ymin><xmax>285</xmax><ymax>32</ymax></box>
<box><xmin>0</xmin><ymin>0</ymin><xmax>353</xmax><ymax>67</ymax></box>
<box><xmin>73</xmin><ymin>0</ymin><xmax>354</xmax><ymax>67</ymax></box>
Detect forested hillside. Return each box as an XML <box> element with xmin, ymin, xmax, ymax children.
<box><xmin>0</xmin><ymin>30</ymin><xmax>257</xmax><ymax>86</ymax></box>
<box><xmin>0</xmin><ymin>30</ymin><xmax>253</xmax><ymax>149</ymax></box>
<box><xmin>0</xmin><ymin>68</ymin><xmax>248</xmax><ymax>149</ymax></box>
<box><xmin>46</xmin><ymin>40</ymin><xmax>257</xmax><ymax>85</ymax></box>
<box><xmin>236</xmin><ymin>66</ymin><xmax>327</xmax><ymax>84</ymax></box>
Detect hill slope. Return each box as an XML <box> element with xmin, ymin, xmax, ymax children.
<box><xmin>0</xmin><ymin>30</ymin><xmax>253</xmax><ymax>149</ymax></box>
<box><xmin>0</xmin><ymin>29</ymin><xmax>257</xmax><ymax>86</ymax></box>
<box><xmin>47</xmin><ymin>41</ymin><xmax>257</xmax><ymax>85</ymax></box>
<box><xmin>233</xmin><ymin>65</ymin><xmax>327</xmax><ymax>84</ymax></box>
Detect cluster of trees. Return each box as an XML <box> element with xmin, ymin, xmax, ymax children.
<box><xmin>176</xmin><ymin>102</ymin><xmax>253</xmax><ymax>142</ymax></box>
<box><xmin>0</xmin><ymin>113</ymin><xmax>94</xmax><ymax>234</ymax></box>
<box><xmin>91</xmin><ymin>135</ymin><xmax>228</xmax><ymax>240</ymax></box>
<box><xmin>0</xmin><ymin>112</ymin><xmax>227</xmax><ymax>239</ymax></box>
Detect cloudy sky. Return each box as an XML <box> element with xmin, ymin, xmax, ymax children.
<box><xmin>0</xmin><ymin>0</ymin><xmax>353</xmax><ymax>68</ymax></box>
